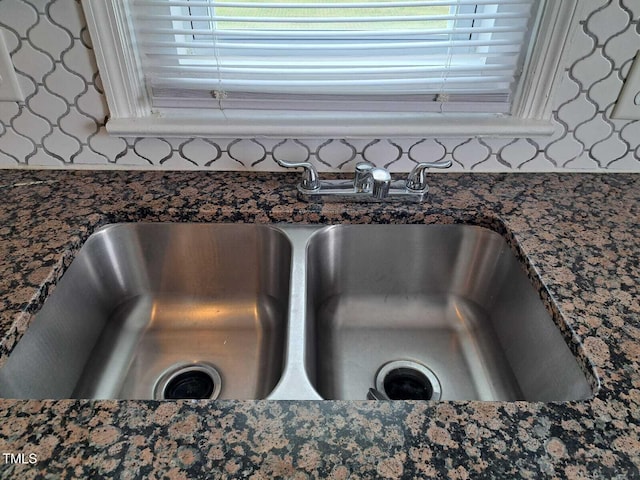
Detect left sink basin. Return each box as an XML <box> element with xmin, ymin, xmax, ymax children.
<box><xmin>0</xmin><ymin>224</ymin><xmax>292</xmax><ymax>400</ymax></box>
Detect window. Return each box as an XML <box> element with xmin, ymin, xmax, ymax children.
<box><xmin>83</xmin><ymin>0</ymin><xmax>579</xmax><ymax>137</ymax></box>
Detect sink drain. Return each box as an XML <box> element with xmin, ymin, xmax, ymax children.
<box><xmin>375</xmin><ymin>360</ymin><xmax>442</xmax><ymax>401</ymax></box>
<box><xmin>154</xmin><ymin>363</ymin><xmax>222</xmax><ymax>400</ymax></box>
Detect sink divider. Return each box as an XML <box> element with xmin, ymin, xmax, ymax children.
<box><xmin>267</xmin><ymin>225</ymin><xmax>324</xmax><ymax>400</ymax></box>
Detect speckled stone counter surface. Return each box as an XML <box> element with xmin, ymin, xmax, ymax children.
<box><xmin>0</xmin><ymin>170</ymin><xmax>638</xmax><ymax>479</ymax></box>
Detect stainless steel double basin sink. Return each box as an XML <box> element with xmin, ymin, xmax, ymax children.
<box><xmin>0</xmin><ymin>223</ymin><xmax>594</xmax><ymax>401</ymax></box>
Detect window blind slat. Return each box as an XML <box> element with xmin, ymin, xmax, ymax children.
<box><xmin>146</xmin><ymin>63</ymin><xmax>518</xmax><ymax>75</ymax></box>
<box><xmin>130</xmin><ymin>0</ymin><xmax>540</xmax><ymax>113</ymax></box>
<box><xmin>142</xmin><ymin>38</ymin><xmax>525</xmax><ymax>51</ymax></box>
<box><xmin>140</xmin><ymin>25</ymin><xmax>526</xmax><ymax>37</ymax></box>
<box><xmin>137</xmin><ymin>12</ymin><xmax>529</xmax><ymax>23</ymax></box>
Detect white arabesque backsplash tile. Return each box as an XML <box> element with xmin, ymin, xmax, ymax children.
<box><xmin>0</xmin><ymin>0</ymin><xmax>639</xmax><ymax>172</ymax></box>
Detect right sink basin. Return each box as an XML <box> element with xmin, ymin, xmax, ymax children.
<box><xmin>305</xmin><ymin>224</ymin><xmax>594</xmax><ymax>401</ymax></box>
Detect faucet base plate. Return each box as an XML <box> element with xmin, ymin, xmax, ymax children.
<box><xmin>297</xmin><ymin>179</ymin><xmax>428</xmax><ymax>203</ymax></box>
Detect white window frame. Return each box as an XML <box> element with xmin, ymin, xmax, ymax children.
<box><xmin>82</xmin><ymin>0</ymin><xmax>580</xmax><ymax>138</ymax></box>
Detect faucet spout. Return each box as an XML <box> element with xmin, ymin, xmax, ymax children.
<box><xmin>371</xmin><ymin>168</ymin><xmax>391</xmax><ymax>199</ymax></box>
<box><xmin>354</xmin><ymin>162</ymin><xmax>391</xmax><ymax>199</ymax></box>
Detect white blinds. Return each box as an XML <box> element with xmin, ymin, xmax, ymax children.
<box><xmin>130</xmin><ymin>0</ymin><xmax>540</xmax><ymax>112</ymax></box>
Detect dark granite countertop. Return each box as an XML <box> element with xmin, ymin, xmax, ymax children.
<box><xmin>0</xmin><ymin>170</ymin><xmax>638</xmax><ymax>479</ymax></box>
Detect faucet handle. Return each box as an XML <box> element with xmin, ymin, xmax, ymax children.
<box><xmin>406</xmin><ymin>160</ymin><xmax>452</xmax><ymax>192</ymax></box>
<box><xmin>274</xmin><ymin>158</ymin><xmax>320</xmax><ymax>191</ymax></box>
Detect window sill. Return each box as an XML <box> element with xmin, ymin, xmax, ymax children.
<box><xmin>106</xmin><ymin>111</ymin><xmax>556</xmax><ymax>138</ymax></box>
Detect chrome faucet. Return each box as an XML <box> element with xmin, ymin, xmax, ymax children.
<box><xmin>275</xmin><ymin>158</ymin><xmax>452</xmax><ymax>202</ymax></box>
